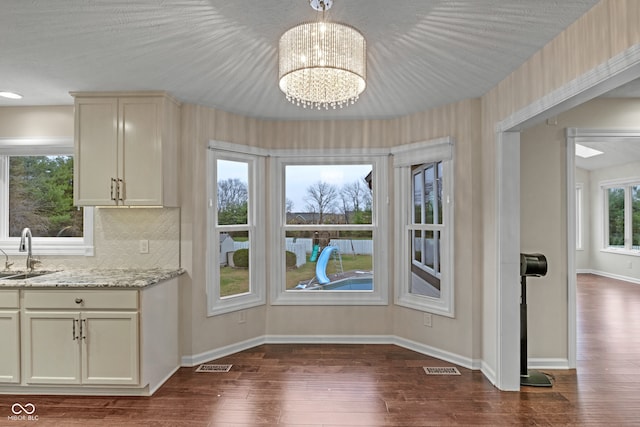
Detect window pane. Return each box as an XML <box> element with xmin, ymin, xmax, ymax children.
<box><xmin>413</xmin><ymin>230</ymin><xmax>422</xmax><ymax>264</ymax></box>
<box><xmin>218</xmin><ymin>231</ymin><xmax>250</xmax><ymax>298</ymax></box>
<box><xmin>413</xmin><ymin>171</ymin><xmax>422</xmax><ymax>223</ymax></box>
<box><xmin>424</xmin><ymin>165</ymin><xmax>435</xmax><ymax>224</ymax></box>
<box><xmin>9</xmin><ymin>156</ymin><xmax>83</xmax><ymax>237</ymax></box>
<box><xmin>285</xmin><ymin>164</ymin><xmax>373</xmax><ymax>225</ymax></box>
<box><xmin>633</xmin><ymin>185</ymin><xmax>640</xmax><ymax>250</ymax></box>
<box><xmin>285</xmin><ymin>230</ymin><xmax>373</xmax><ymax>291</ymax></box>
<box><xmin>217</xmin><ymin>160</ymin><xmax>248</xmax><ymax>225</ymax></box>
<box><xmin>409</xmin><ymin>229</ymin><xmax>441</xmax><ymax>298</ymax></box>
<box><xmin>608</xmin><ymin>187</ymin><xmax>625</xmax><ymax>248</ymax></box>
<box><xmin>424</xmin><ymin>230</ymin><xmax>435</xmax><ymax>270</ymax></box>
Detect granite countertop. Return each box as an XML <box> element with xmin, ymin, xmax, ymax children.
<box><xmin>0</xmin><ymin>268</ymin><xmax>185</xmax><ymax>289</ymax></box>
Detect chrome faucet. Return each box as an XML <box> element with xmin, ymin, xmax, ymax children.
<box><xmin>19</xmin><ymin>227</ymin><xmax>40</xmax><ymax>271</ymax></box>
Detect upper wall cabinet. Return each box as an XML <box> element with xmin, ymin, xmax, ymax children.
<box><xmin>71</xmin><ymin>92</ymin><xmax>180</xmax><ymax>207</ymax></box>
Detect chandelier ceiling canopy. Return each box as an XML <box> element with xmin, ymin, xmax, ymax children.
<box><xmin>278</xmin><ymin>0</ymin><xmax>367</xmax><ymax>110</ymax></box>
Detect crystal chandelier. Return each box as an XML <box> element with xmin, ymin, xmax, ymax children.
<box><xmin>278</xmin><ymin>0</ymin><xmax>366</xmax><ymax>110</ymax></box>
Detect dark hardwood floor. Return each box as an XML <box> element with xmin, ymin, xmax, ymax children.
<box><xmin>2</xmin><ymin>273</ymin><xmax>639</xmax><ymax>426</ymax></box>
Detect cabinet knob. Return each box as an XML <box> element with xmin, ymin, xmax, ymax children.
<box><xmin>75</xmin><ymin>298</ymin><xmax>84</xmax><ymax>304</ymax></box>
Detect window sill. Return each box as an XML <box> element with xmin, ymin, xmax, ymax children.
<box><xmin>271</xmin><ymin>290</ymin><xmax>388</xmax><ymax>306</ymax></box>
<box><xmin>207</xmin><ymin>295</ymin><xmax>265</xmax><ymax>317</ymax></box>
<box><xmin>395</xmin><ymin>295</ymin><xmax>455</xmax><ymax>318</ymax></box>
<box><xmin>0</xmin><ymin>239</ymin><xmax>94</xmax><ymax>257</ymax></box>
<box><xmin>600</xmin><ymin>248</ymin><xmax>640</xmax><ymax>257</ymax></box>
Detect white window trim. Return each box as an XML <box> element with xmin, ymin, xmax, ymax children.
<box><xmin>576</xmin><ymin>183</ymin><xmax>584</xmax><ymax>251</ymax></box>
<box><xmin>0</xmin><ymin>138</ymin><xmax>94</xmax><ymax>257</ymax></box>
<box><xmin>601</xmin><ymin>176</ymin><xmax>640</xmax><ymax>256</ymax></box>
<box><xmin>393</xmin><ymin>137</ymin><xmax>455</xmax><ymax>317</ymax></box>
<box><xmin>269</xmin><ymin>151</ymin><xmax>390</xmax><ymax>306</ymax></box>
<box><xmin>206</xmin><ymin>141</ymin><xmax>267</xmax><ymax>316</ymax></box>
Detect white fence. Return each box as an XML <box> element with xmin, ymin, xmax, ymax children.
<box><xmin>283</xmin><ymin>238</ymin><xmax>373</xmax><ymax>255</ymax></box>
<box><xmin>232</xmin><ymin>238</ymin><xmax>373</xmax><ymax>268</ymax></box>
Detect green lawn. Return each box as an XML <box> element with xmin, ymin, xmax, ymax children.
<box><xmin>219</xmin><ymin>254</ymin><xmax>373</xmax><ymax>295</ymax></box>
<box><xmin>286</xmin><ymin>254</ymin><xmax>373</xmax><ymax>289</ymax></box>
<box><xmin>219</xmin><ymin>266</ymin><xmax>249</xmax><ymax>297</ymax></box>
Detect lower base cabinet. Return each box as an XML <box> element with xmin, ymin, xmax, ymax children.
<box><xmin>22</xmin><ymin>288</ymin><xmax>140</xmax><ymax>387</ymax></box>
<box><xmin>0</xmin><ymin>277</ymin><xmax>179</xmax><ymax>396</ymax></box>
<box><xmin>0</xmin><ymin>290</ymin><xmax>20</xmax><ymax>383</ymax></box>
<box><xmin>23</xmin><ymin>311</ymin><xmax>138</xmax><ymax>385</ymax></box>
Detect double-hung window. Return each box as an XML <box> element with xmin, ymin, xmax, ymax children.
<box><xmin>270</xmin><ymin>151</ymin><xmax>389</xmax><ymax>305</ymax></box>
<box><xmin>602</xmin><ymin>179</ymin><xmax>640</xmax><ymax>253</ymax></box>
<box><xmin>393</xmin><ymin>137</ymin><xmax>455</xmax><ymax>317</ymax></box>
<box><xmin>0</xmin><ymin>138</ymin><xmax>93</xmax><ymax>256</ymax></box>
<box><xmin>206</xmin><ymin>141</ymin><xmax>266</xmax><ymax>316</ymax></box>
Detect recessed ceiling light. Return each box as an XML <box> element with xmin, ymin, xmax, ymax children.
<box><xmin>575</xmin><ymin>144</ymin><xmax>604</xmax><ymax>159</ymax></box>
<box><xmin>0</xmin><ymin>91</ymin><xmax>23</xmax><ymax>99</ymax></box>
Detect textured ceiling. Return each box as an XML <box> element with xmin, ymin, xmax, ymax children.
<box><xmin>1</xmin><ymin>0</ymin><xmax>601</xmax><ymax>120</ymax></box>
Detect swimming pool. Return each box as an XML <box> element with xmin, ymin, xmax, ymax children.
<box><xmin>321</xmin><ymin>277</ymin><xmax>373</xmax><ymax>291</ymax></box>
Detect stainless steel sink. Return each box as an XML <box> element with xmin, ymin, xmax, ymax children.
<box><xmin>0</xmin><ymin>271</ymin><xmax>56</xmax><ymax>280</ymax></box>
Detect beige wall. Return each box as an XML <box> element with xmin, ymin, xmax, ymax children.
<box><xmin>0</xmin><ymin>106</ymin><xmax>73</xmax><ymax>138</ymax></box>
<box><xmin>520</xmin><ymin>121</ymin><xmax>569</xmax><ymax>359</ymax></box>
<box><xmin>179</xmin><ymin>98</ymin><xmax>483</xmax><ymax>361</ymax></box>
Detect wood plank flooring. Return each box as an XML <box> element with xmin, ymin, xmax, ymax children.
<box><xmin>2</xmin><ymin>273</ymin><xmax>639</xmax><ymax>426</ymax></box>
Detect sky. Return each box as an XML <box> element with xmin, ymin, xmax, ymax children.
<box><xmin>217</xmin><ymin>160</ymin><xmax>372</xmax><ymax>212</ymax></box>
<box><xmin>285</xmin><ymin>164</ymin><xmax>372</xmax><ymax>212</ymax></box>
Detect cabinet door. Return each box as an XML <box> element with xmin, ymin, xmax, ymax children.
<box><xmin>81</xmin><ymin>311</ymin><xmax>139</xmax><ymax>385</ymax></box>
<box><xmin>23</xmin><ymin>312</ymin><xmax>81</xmax><ymax>384</ymax></box>
<box><xmin>0</xmin><ymin>310</ymin><xmax>20</xmax><ymax>383</ymax></box>
<box><xmin>119</xmin><ymin>97</ymin><xmax>163</xmax><ymax>205</ymax></box>
<box><xmin>74</xmin><ymin>97</ymin><xmax>119</xmax><ymax>205</ymax></box>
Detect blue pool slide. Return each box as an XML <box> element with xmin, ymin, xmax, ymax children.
<box><xmin>315</xmin><ymin>246</ymin><xmax>337</xmax><ymax>285</ymax></box>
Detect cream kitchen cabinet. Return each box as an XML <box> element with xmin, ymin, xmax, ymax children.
<box><xmin>0</xmin><ymin>290</ymin><xmax>20</xmax><ymax>383</ymax></box>
<box><xmin>22</xmin><ymin>290</ymin><xmax>139</xmax><ymax>386</ymax></box>
<box><xmin>71</xmin><ymin>92</ymin><xmax>180</xmax><ymax>206</ymax></box>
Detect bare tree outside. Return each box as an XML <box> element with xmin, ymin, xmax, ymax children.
<box><xmin>285</xmin><ymin>198</ymin><xmax>295</xmax><ymax>214</ymax></box>
<box><xmin>304</xmin><ymin>181</ymin><xmax>339</xmax><ymax>224</ymax></box>
<box><xmin>340</xmin><ymin>180</ymin><xmax>372</xmax><ymax>224</ymax></box>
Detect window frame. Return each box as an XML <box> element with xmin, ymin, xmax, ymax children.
<box><xmin>269</xmin><ymin>150</ymin><xmax>390</xmax><ymax>306</ymax></box>
<box><xmin>206</xmin><ymin>141</ymin><xmax>267</xmax><ymax>316</ymax></box>
<box><xmin>601</xmin><ymin>177</ymin><xmax>640</xmax><ymax>255</ymax></box>
<box><xmin>393</xmin><ymin>137</ymin><xmax>455</xmax><ymax>317</ymax></box>
<box><xmin>0</xmin><ymin>138</ymin><xmax>93</xmax><ymax>256</ymax></box>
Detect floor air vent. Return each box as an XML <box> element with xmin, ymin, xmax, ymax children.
<box><xmin>195</xmin><ymin>364</ymin><xmax>232</xmax><ymax>373</ymax></box>
<box><xmin>423</xmin><ymin>366</ymin><xmax>461</xmax><ymax>375</ymax></box>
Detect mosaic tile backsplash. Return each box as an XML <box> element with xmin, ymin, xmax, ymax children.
<box><xmin>23</xmin><ymin>207</ymin><xmax>180</xmax><ymax>270</ymax></box>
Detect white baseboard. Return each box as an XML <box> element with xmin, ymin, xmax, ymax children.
<box><xmin>480</xmin><ymin>361</ymin><xmax>497</xmax><ymax>387</ymax></box>
<box><xmin>392</xmin><ymin>336</ymin><xmax>480</xmax><ymax>370</ymax></box>
<box><xmin>181</xmin><ymin>336</ymin><xmax>266</xmax><ymax>367</ymax></box>
<box><xmin>580</xmin><ymin>269</ymin><xmax>640</xmax><ymax>285</ymax></box>
<box><xmin>182</xmin><ymin>334</ymin><xmax>482</xmax><ymax>372</ymax></box>
<box><xmin>528</xmin><ymin>358</ymin><xmax>570</xmax><ymax>370</ymax></box>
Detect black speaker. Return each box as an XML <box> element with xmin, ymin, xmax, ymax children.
<box><xmin>520</xmin><ymin>253</ymin><xmax>547</xmax><ymax>277</ymax></box>
<box><xmin>519</xmin><ymin>252</ymin><xmax>552</xmax><ymax>387</ymax></box>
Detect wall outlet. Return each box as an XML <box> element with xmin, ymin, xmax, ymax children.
<box><xmin>139</xmin><ymin>239</ymin><xmax>149</xmax><ymax>254</ymax></box>
<box><xmin>238</xmin><ymin>310</ymin><xmax>247</xmax><ymax>324</ymax></box>
<box><xmin>423</xmin><ymin>313</ymin><xmax>432</xmax><ymax>327</ymax></box>
<box><xmin>629</xmin><ymin>261</ymin><xmax>633</xmax><ymax>269</ymax></box>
